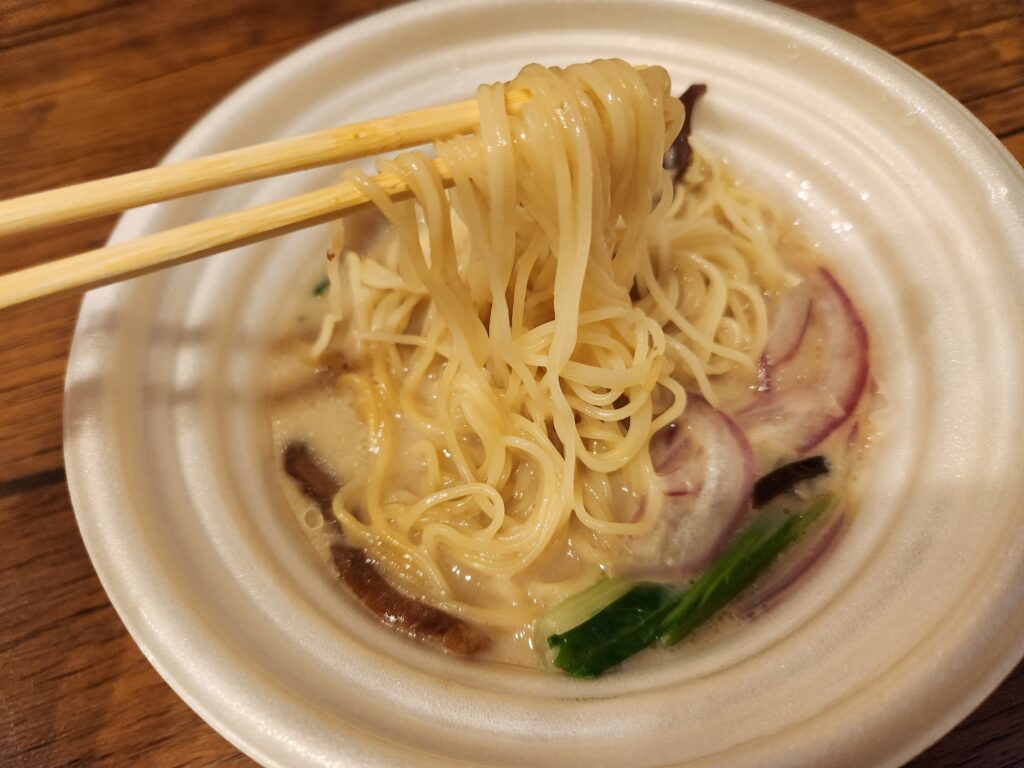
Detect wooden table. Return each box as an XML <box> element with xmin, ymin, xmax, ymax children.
<box><xmin>1</xmin><ymin>1</ymin><xmax>1021</xmax><ymax>765</ymax></box>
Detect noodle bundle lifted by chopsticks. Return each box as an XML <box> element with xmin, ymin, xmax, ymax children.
<box><xmin>308</xmin><ymin>60</ymin><xmax>796</xmax><ymax>632</ymax></box>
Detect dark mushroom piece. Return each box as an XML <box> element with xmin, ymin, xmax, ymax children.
<box><xmin>283</xmin><ymin>442</ymin><xmax>490</xmax><ymax>656</ymax></box>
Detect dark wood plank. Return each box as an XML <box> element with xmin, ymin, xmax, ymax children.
<box><xmin>0</xmin><ymin>480</ymin><xmax>254</xmax><ymax>767</ymax></box>
<box><xmin>899</xmin><ymin>17</ymin><xmax>1024</xmax><ymax>105</ymax></box>
<box><xmin>0</xmin><ymin>297</ymin><xmax>78</xmax><ymax>484</ymax></box>
<box><xmin>966</xmin><ymin>84</ymin><xmax>1024</xmax><ymax>139</ymax></box>
<box><xmin>1004</xmin><ymin>128</ymin><xmax>1024</xmax><ymax>161</ymax></box>
<box><xmin>781</xmin><ymin>0</ymin><xmax>1022</xmax><ymax>54</ymax></box>
<box><xmin>908</xmin><ymin>661</ymin><xmax>1024</xmax><ymax>768</ymax></box>
<box><xmin>0</xmin><ymin>1</ymin><xmax>1021</xmax><ymax>766</ymax></box>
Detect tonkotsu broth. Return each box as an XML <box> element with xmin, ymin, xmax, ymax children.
<box><xmin>265</xmin><ymin>59</ymin><xmax>879</xmax><ymax>673</ymax></box>
<box><xmin>267</xmin><ymin>210</ymin><xmax>878</xmax><ymax>670</ymax></box>
<box><xmin>270</xmin><ymin>241</ymin><xmax>576</xmax><ymax>668</ymax></box>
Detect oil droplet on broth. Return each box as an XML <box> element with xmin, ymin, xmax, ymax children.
<box><xmin>303</xmin><ymin>507</ymin><xmax>323</xmax><ymax>530</ymax></box>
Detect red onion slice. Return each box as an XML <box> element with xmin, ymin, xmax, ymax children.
<box><xmin>736</xmin><ymin>511</ymin><xmax>846</xmax><ymax>617</ymax></box>
<box><xmin>763</xmin><ymin>286</ymin><xmax>812</xmax><ymax>369</ymax></box>
<box><xmin>740</xmin><ymin>267</ymin><xmax>869</xmax><ymax>456</ymax></box>
<box><xmin>625</xmin><ymin>398</ymin><xmax>754</xmax><ymax>580</ymax></box>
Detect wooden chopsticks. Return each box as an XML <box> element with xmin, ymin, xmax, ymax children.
<box><xmin>0</xmin><ymin>160</ymin><xmax>451</xmax><ymax>310</ymax></box>
<box><xmin>0</xmin><ymin>88</ymin><xmax>531</xmax><ymax>310</ymax></box>
<box><xmin>0</xmin><ymin>89</ymin><xmax>532</xmax><ymax>238</ymax></box>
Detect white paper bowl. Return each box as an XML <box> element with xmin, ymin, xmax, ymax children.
<box><xmin>64</xmin><ymin>0</ymin><xmax>1024</xmax><ymax>765</ymax></box>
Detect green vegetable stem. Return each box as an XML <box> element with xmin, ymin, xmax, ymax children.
<box><xmin>545</xmin><ymin>494</ymin><xmax>832</xmax><ymax>678</ymax></box>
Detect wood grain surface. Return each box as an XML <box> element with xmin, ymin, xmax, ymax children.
<box><xmin>1</xmin><ymin>1</ymin><xmax>1022</xmax><ymax>765</ymax></box>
